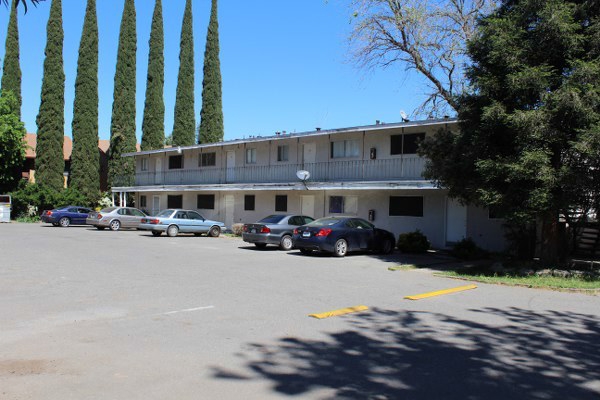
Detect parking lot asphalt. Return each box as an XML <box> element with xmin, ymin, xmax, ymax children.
<box><xmin>1</xmin><ymin>223</ymin><xmax>599</xmax><ymax>400</ymax></box>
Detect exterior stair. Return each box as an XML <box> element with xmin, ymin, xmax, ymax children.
<box><xmin>574</xmin><ymin>223</ymin><xmax>600</xmax><ymax>259</ymax></box>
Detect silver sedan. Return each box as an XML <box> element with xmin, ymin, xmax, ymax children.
<box><xmin>138</xmin><ymin>209</ymin><xmax>226</xmax><ymax>237</ymax></box>
<box><xmin>242</xmin><ymin>214</ymin><xmax>315</xmax><ymax>250</ymax></box>
<box><xmin>86</xmin><ymin>207</ymin><xmax>148</xmax><ymax>231</ymax></box>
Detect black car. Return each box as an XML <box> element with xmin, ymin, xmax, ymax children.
<box><xmin>243</xmin><ymin>214</ymin><xmax>315</xmax><ymax>250</ymax></box>
<box><xmin>292</xmin><ymin>216</ymin><xmax>396</xmax><ymax>257</ymax></box>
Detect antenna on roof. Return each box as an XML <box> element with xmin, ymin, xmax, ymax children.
<box><xmin>400</xmin><ymin>110</ymin><xmax>410</xmax><ymax>122</ymax></box>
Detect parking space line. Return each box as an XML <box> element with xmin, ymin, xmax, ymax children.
<box><xmin>157</xmin><ymin>306</ymin><xmax>215</xmax><ymax>316</ymax></box>
<box><xmin>404</xmin><ymin>284</ymin><xmax>477</xmax><ymax>300</ymax></box>
<box><xmin>309</xmin><ymin>305</ymin><xmax>369</xmax><ymax>319</ymax></box>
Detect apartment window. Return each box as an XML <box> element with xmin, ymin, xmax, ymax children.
<box><xmin>331</xmin><ymin>140</ymin><xmax>360</xmax><ymax>158</ymax></box>
<box><xmin>139</xmin><ymin>195</ymin><xmax>147</xmax><ymax>208</ymax></box>
<box><xmin>245</xmin><ymin>195</ymin><xmax>255</xmax><ymax>210</ymax></box>
<box><xmin>169</xmin><ymin>155</ymin><xmax>183</xmax><ymax>169</ymax></box>
<box><xmin>277</xmin><ymin>145</ymin><xmax>289</xmax><ymax>162</ymax></box>
<box><xmin>197</xmin><ymin>194</ymin><xmax>215</xmax><ymax>209</ymax></box>
<box><xmin>328</xmin><ymin>196</ymin><xmax>357</xmax><ymax>214</ymax></box>
<box><xmin>141</xmin><ymin>158</ymin><xmax>148</xmax><ymax>171</ymax></box>
<box><xmin>167</xmin><ymin>195</ymin><xmax>183</xmax><ymax>209</ymax></box>
<box><xmin>275</xmin><ymin>195</ymin><xmax>287</xmax><ymax>212</ymax></box>
<box><xmin>199</xmin><ymin>152</ymin><xmax>216</xmax><ymax>167</ymax></box>
<box><xmin>246</xmin><ymin>148</ymin><xmax>257</xmax><ymax>164</ymax></box>
<box><xmin>389</xmin><ymin>196</ymin><xmax>423</xmax><ymax>217</ymax></box>
<box><xmin>390</xmin><ymin>133</ymin><xmax>426</xmax><ymax>155</ymax></box>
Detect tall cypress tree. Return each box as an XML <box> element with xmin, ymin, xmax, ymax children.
<box><xmin>2</xmin><ymin>0</ymin><xmax>21</xmax><ymax>117</ymax></box>
<box><xmin>172</xmin><ymin>0</ymin><xmax>195</xmax><ymax>146</ymax></box>
<box><xmin>35</xmin><ymin>0</ymin><xmax>65</xmax><ymax>191</ymax></box>
<box><xmin>70</xmin><ymin>0</ymin><xmax>98</xmax><ymax>202</ymax></box>
<box><xmin>198</xmin><ymin>0</ymin><xmax>223</xmax><ymax>144</ymax></box>
<box><xmin>108</xmin><ymin>0</ymin><xmax>136</xmax><ymax>188</ymax></box>
<box><xmin>141</xmin><ymin>0</ymin><xmax>164</xmax><ymax>151</ymax></box>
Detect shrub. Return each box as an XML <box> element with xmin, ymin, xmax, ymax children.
<box><xmin>10</xmin><ymin>182</ymin><xmax>89</xmax><ymax>219</ymax></box>
<box><xmin>397</xmin><ymin>230</ymin><xmax>430</xmax><ymax>253</ymax></box>
<box><xmin>231</xmin><ymin>223</ymin><xmax>244</xmax><ymax>236</ymax></box>
<box><xmin>451</xmin><ymin>238</ymin><xmax>489</xmax><ymax>260</ymax></box>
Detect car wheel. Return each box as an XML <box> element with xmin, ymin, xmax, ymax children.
<box><xmin>334</xmin><ymin>239</ymin><xmax>348</xmax><ymax>257</ymax></box>
<box><xmin>96</xmin><ymin>226</ymin><xmax>105</xmax><ymax>230</ymax></box>
<box><xmin>167</xmin><ymin>225</ymin><xmax>179</xmax><ymax>237</ymax></box>
<box><xmin>254</xmin><ymin>243</ymin><xmax>267</xmax><ymax>249</ymax></box>
<box><xmin>109</xmin><ymin>220</ymin><xmax>121</xmax><ymax>231</ymax></box>
<box><xmin>59</xmin><ymin>217</ymin><xmax>70</xmax><ymax>227</ymax></box>
<box><xmin>151</xmin><ymin>231</ymin><xmax>162</xmax><ymax>237</ymax></box>
<box><xmin>300</xmin><ymin>248</ymin><xmax>313</xmax><ymax>255</ymax></box>
<box><xmin>382</xmin><ymin>238</ymin><xmax>394</xmax><ymax>254</ymax></box>
<box><xmin>280</xmin><ymin>235</ymin><xmax>293</xmax><ymax>251</ymax></box>
<box><xmin>208</xmin><ymin>226</ymin><xmax>221</xmax><ymax>237</ymax></box>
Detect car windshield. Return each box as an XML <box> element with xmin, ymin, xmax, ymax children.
<box><xmin>307</xmin><ymin>218</ymin><xmax>343</xmax><ymax>227</ymax></box>
<box><xmin>258</xmin><ymin>215</ymin><xmax>286</xmax><ymax>224</ymax></box>
<box><xmin>156</xmin><ymin>209</ymin><xmax>175</xmax><ymax>218</ymax></box>
<box><xmin>100</xmin><ymin>207</ymin><xmax>117</xmax><ymax>213</ymax></box>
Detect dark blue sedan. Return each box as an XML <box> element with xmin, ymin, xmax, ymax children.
<box><xmin>40</xmin><ymin>205</ymin><xmax>93</xmax><ymax>227</ymax></box>
<box><xmin>292</xmin><ymin>216</ymin><xmax>396</xmax><ymax>257</ymax></box>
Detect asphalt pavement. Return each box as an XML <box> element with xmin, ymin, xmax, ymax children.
<box><xmin>1</xmin><ymin>223</ymin><xmax>599</xmax><ymax>399</ymax></box>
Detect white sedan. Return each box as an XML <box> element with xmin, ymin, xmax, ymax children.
<box><xmin>138</xmin><ymin>209</ymin><xmax>226</xmax><ymax>237</ymax></box>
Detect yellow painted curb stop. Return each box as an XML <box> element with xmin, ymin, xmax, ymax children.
<box><xmin>404</xmin><ymin>284</ymin><xmax>477</xmax><ymax>300</ymax></box>
<box><xmin>309</xmin><ymin>305</ymin><xmax>369</xmax><ymax>319</ymax></box>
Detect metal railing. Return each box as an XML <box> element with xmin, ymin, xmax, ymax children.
<box><xmin>114</xmin><ymin>156</ymin><xmax>427</xmax><ymax>187</ymax></box>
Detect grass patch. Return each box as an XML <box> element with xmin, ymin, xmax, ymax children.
<box><xmin>439</xmin><ymin>270</ymin><xmax>600</xmax><ymax>290</ymax></box>
<box><xmin>388</xmin><ymin>264</ymin><xmax>419</xmax><ymax>271</ymax></box>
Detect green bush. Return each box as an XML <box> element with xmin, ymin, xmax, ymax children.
<box><xmin>10</xmin><ymin>182</ymin><xmax>89</xmax><ymax>219</ymax></box>
<box><xmin>397</xmin><ymin>230</ymin><xmax>430</xmax><ymax>253</ymax></box>
<box><xmin>451</xmin><ymin>238</ymin><xmax>489</xmax><ymax>260</ymax></box>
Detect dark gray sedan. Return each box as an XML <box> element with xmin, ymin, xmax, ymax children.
<box><xmin>242</xmin><ymin>214</ymin><xmax>315</xmax><ymax>250</ymax></box>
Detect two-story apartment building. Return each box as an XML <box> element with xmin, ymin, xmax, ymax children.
<box><xmin>113</xmin><ymin>118</ymin><xmax>507</xmax><ymax>251</ymax></box>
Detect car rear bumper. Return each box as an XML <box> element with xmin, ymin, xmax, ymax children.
<box><xmin>138</xmin><ymin>223</ymin><xmax>166</xmax><ymax>232</ymax></box>
<box><xmin>41</xmin><ymin>216</ymin><xmax>57</xmax><ymax>223</ymax></box>
<box><xmin>292</xmin><ymin>237</ymin><xmax>334</xmax><ymax>252</ymax></box>
<box><xmin>242</xmin><ymin>232</ymin><xmax>281</xmax><ymax>245</ymax></box>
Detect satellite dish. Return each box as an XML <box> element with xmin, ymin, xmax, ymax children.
<box><xmin>400</xmin><ymin>110</ymin><xmax>409</xmax><ymax>122</ymax></box>
<box><xmin>296</xmin><ymin>170</ymin><xmax>311</xmax><ymax>181</ymax></box>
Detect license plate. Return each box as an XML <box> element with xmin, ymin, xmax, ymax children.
<box><xmin>251</xmin><ymin>229</ymin><xmax>256</xmax><ymax>233</ymax></box>
<box><xmin>302</xmin><ymin>231</ymin><xmax>311</xmax><ymax>237</ymax></box>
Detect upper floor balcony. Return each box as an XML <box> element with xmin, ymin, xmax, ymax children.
<box><xmin>114</xmin><ymin>156</ymin><xmax>427</xmax><ymax>187</ymax></box>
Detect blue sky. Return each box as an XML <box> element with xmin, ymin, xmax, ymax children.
<box><xmin>0</xmin><ymin>0</ymin><xmax>427</xmax><ymax>142</ymax></box>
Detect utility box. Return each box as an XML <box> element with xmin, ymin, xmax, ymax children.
<box><xmin>0</xmin><ymin>195</ymin><xmax>11</xmax><ymax>223</ymax></box>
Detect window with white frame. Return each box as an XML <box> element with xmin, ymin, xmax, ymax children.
<box><xmin>141</xmin><ymin>158</ymin><xmax>148</xmax><ymax>171</ymax></box>
<box><xmin>331</xmin><ymin>140</ymin><xmax>360</xmax><ymax>158</ymax></box>
<box><xmin>277</xmin><ymin>145</ymin><xmax>289</xmax><ymax>162</ymax></box>
<box><xmin>246</xmin><ymin>148</ymin><xmax>257</xmax><ymax>164</ymax></box>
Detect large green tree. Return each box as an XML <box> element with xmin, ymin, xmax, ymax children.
<box><xmin>141</xmin><ymin>0</ymin><xmax>164</xmax><ymax>151</ymax></box>
<box><xmin>421</xmin><ymin>0</ymin><xmax>600</xmax><ymax>264</ymax></box>
<box><xmin>108</xmin><ymin>0</ymin><xmax>136</xmax><ymax>188</ymax></box>
<box><xmin>0</xmin><ymin>92</ymin><xmax>26</xmax><ymax>193</ymax></box>
<box><xmin>2</xmin><ymin>0</ymin><xmax>21</xmax><ymax>117</ymax></box>
<box><xmin>172</xmin><ymin>0</ymin><xmax>195</xmax><ymax>146</ymax></box>
<box><xmin>198</xmin><ymin>0</ymin><xmax>224</xmax><ymax>144</ymax></box>
<box><xmin>70</xmin><ymin>0</ymin><xmax>98</xmax><ymax>202</ymax></box>
<box><xmin>35</xmin><ymin>0</ymin><xmax>64</xmax><ymax>191</ymax></box>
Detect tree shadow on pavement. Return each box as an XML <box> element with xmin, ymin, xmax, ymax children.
<box><xmin>211</xmin><ymin>307</ymin><xmax>600</xmax><ymax>399</ymax></box>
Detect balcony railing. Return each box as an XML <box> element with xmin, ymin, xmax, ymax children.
<box><xmin>114</xmin><ymin>156</ymin><xmax>427</xmax><ymax>187</ymax></box>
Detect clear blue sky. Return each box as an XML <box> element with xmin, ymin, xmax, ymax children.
<box><xmin>0</xmin><ymin>0</ymin><xmax>426</xmax><ymax>142</ymax></box>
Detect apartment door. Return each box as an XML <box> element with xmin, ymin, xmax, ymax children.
<box><xmin>152</xmin><ymin>195</ymin><xmax>160</xmax><ymax>215</ymax></box>
<box><xmin>224</xmin><ymin>194</ymin><xmax>234</xmax><ymax>229</ymax></box>
<box><xmin>154</xmin><ymin>158</ymin><xmax>162</xmax><ymax>185</ymax></box>
<box><xmin>303</xmin><ymin>143</ymin><xmax>316</xmax><ymax>165</ymax></box>
<box><xmin>446</xmin><ymin>198</ymin><xmax>467</xmax><ymax>245</ymax></box>
<box><xmin>226</xmin><ymin>151</ymin><xmax>235</xmax><ymax>182</ymax></box>
<box><xmin>301</xmin><ymin>195</ymin><xmax>315</xmax><ymax>218</ymax></box>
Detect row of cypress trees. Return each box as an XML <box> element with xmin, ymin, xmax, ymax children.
<box><xmin>1</xmin><ymin>0</ymin><xmax>225</xmax><ymax>201</ymax></box>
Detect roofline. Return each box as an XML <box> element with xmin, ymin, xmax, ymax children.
<box><xmin>123</xmin><ymin>118</ymin><xmax>458</xmax><ymax>157</ymax></box>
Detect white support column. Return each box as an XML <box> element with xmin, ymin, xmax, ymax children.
<box><xmin>124</xmin><ymin>192</ymin><xmax>127</xmax><ymax>207</ymax></box>
<box><xmin>112</xmin><ymin>192</ymin><xmax>115</xmax><ymax>206</ymax></box>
